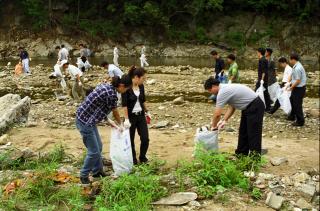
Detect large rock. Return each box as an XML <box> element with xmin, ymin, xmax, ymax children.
<box><xmin>152</xmin><ymin>192</ymin><xmax>198</xmax><ymax>205</ymax></box>
<box><xmin>265</xmin><ymin>192</ymin><xmax>284</xmax><ymax>210</ymax></box>
<box><xmin>0</xmin><ymin>94</ymin><xmax>31</xmax><ymax>135</ymax></box>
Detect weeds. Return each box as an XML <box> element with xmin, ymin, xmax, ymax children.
<box><xmin>251</xmin><ymin>187</ymin><xmax>262</xmax><ymax>200</ymax></box>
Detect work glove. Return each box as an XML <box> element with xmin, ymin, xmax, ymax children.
<box><xmin>260</xmin><ymin>80</ymin><xmax>264</xmax><ymax>85</ymax></box>
<box><xmin>123</xmin><ymin>119</ymin><xmax>131</xmax><ymax>129</ymax></box>
<box><xmin>145</xmin><ymin>112</ymin><xmax>151</xmax><ymax>124</ymax></box>
<box><xmin>217</xmin><ymin>120</ymin><xmax>226</xmax><ymax>130</ymax></box>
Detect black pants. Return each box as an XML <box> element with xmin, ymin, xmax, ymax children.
<box><xmin>129</xmin><ymin>113</ymin><xmax>149</xmax><ymax>164</ymax></box>
<box><xmin>270</xmin><ymin>82</ymin><xmax>285</xmax><ymax>113</ymax></box>
<box><xmin>236</xmin><ymin>97</ymin><xmax>265</xmax><ymax>155</ymax></box>
<box><xmin>255</xmin><ymin>81</ymin><xmax>271</xmax><ymax>111</ymax></box>
<box><xmin>288</xmin><ymin>86</ymin><xmax>306</xmax><ymax>125</ymax></box>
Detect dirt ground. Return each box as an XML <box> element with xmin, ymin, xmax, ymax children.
<box><xmin>1</xmin><ymin>65</ymin><xmax>319</xmax><ymax>210</ymax></box>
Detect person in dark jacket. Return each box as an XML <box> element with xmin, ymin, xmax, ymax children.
<box><xmin>210</xmin><ymin>50</ymin><xmax>225</xmax><ymax>81</ymax></box>
<box><xmin>122</xmin><ymin>66</ymin><xmax>151</xmax><ymax>164</ymax></box>
<box><xmin>255</xmin><ymin>48</ymin><xmax>271</xmax><ymax>111</ymax></box>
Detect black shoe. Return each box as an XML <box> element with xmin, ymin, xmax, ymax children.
<box><xmin>80</xmin><ymin>176</ymin><xmax>90</xmax><ymax>184</ymax></box>
<box><xmin>139</xmin><ymin>157</ymin><xmax>149</xmax><ymax>164</ymax></box>
<box><xmin>92</xmin><ymin>170</ymin><xmax>109</xmax><ymax>178</ymax></box>
<box><xmin>292</xmin><ymin>122</ymin><xmax>304</xmax><ymax>127</ymax></box>
<box><xmin>287</xmin><ymin>117</ymin><xmax>295</xmax><ymax>121</ymax></box>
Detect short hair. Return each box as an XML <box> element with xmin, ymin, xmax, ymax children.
<box><xmin>227</xmin><ymin>54</ymin><xmax>236</xmax><ymax>61</ymax></box>
<box><xmin>101</xmin><ymin>61</ymin><xmax>109</xmax><ymax>67</ymax></box>
<box><xmin>55</xmin><ymin>46</ymin><xmax>60</xmax><ymax>50</ymax></box>
<box><xmin>278</xmin><ymin>57</ymin><xmax>287</xmax><ymax>63</ymax></box>
<box><xmin>257</xmin><ymin>48</ymin><xmax>266</xmax><ymax>55</ymax></box>
<box><xmin>290</xmin><ymin>52</ymin><xmax>299</xmax><ymax>61</ymax></box>
<box><xmin>61</xmin><ymin>44</ymin><xmax>65</xmax><ymax>48</ymax></box>
<box><xmin>111</xmin><ymin>74</ymin><xmax>132</xmax><ymax>88</ymax></box>
<box><xmin>79</xmin><ymin>44</ymin><xmax>84</xmax><ymax>47</ymax></box>
<box><xmin>266</xmin><ymin>48</ymin><xmax>273</xmax><ymax>54</ymax></box>
<box><xmin>18</xmin><ymin>47</ymin><xmax>24</xmax><ymax>50</ymax></box>
<box><xmin>204</xmin><ymin>77</ymin><xmax>220</xmax><ymax>90</ymax></box>
<box><xmin>210</xmin><ymin>49</ymin><xmax>218</xmax><ymax>56</ymax></box>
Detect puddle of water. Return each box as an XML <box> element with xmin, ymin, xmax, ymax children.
<box><xmin>0</xmin><ymin>56</ymin><xmax>318</xmax><ymax>72</ymax></box>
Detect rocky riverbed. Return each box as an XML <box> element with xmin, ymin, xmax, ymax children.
<box><xmin>0</xmin><ymin>64</ymin><xmax>319</xmax><ymax>210</ymax></box>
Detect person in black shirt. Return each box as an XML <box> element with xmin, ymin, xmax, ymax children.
<box><xmin>122</xmin><ymin>66</ymin><xmax>150</xmax><ymax>165</ymax></box>
<box><xmin>210</xmin><ymin>50</ymin><xmax>225</xmax><ymax>80</ymax></box>
<box><xmin>266</xmin><ymin>48</ymin><xmax>277</xmax><ymax>86</ymax></box>
<box><xmin>255</xmin><ymin>48</ymin><xmax>271</xmax><ymax>111</ymax></box>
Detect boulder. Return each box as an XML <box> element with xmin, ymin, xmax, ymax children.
<box><xmin>0</xmin><ymin>94</ymin><xmax>31</xmax><ymax>135</ymax></box>
<box><xmin>265</xmin><ymin>192</ymin><xmax>284</xmax><ymax>210</ymax></box>
<box><xmin>298</xmin><ymin>184</ymin><xmax>316</xmax><ymax>201</ymax></box>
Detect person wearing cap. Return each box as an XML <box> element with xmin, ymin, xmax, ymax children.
<box><xmin>226</xmin><ymin>54</ymin><xmax>239</xmax><ymax>83</ymax></box>
<box><xmin>210</xmin><ymin>50</ymin><xmax>225</xmax><ymax>81</ymax></box>
<box><xmin>101</xmin><ymin>61</ymin><xmax>124</xmax><ymax>81</ymax></box>
<box><xmin>60</xmin><ymin>60</ymin><xmax>85</xmax><ymax>101</ymax></box>
<box><xmin>256</xmin><ymin>48</ymin><xmax>271</xmax><ymax>111</ymax></box>
<box><xmin>204</xmin><ymin>77</ymin><xmax>265</xmax><ymax>156</ymax></box>
<box><xmin>287</xmin><ymin>53</ymin><xmax>307</xmax><ymax>126</ymax></box>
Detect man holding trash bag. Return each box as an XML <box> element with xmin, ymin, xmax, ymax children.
<box><xmin>204</xmin><ymin>77</ymin><xmax>265</xmax><ymax>156</ymax></box>
<box><xmin>76</xmin><ymin>75</ymin><xmax>132</xmax><ymax>184</ymax></box>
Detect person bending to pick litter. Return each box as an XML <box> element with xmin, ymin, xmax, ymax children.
<box><xmin>76</xmin><ymin>75</ymin><xmax>133</xmax><ymax>184</ymax></box>
<box><xmin>122</xmin><ymin>66</ymin><xmax>151</xmax><ymax>165</ymax></box>
<box><xmin>101</xmin><ymin>61</ymin><xmax>124</xmax><ymax>82</ymax></box>
<box><xmin>204</xmin><ymin>77</ymin><xmax>265</xmax><ymax>157</ymax></box>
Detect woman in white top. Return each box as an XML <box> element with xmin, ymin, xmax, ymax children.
<box><xmin>122</xmin><ymin>66</ymin><xmax>150</xmax><ymax>164</ymax></box>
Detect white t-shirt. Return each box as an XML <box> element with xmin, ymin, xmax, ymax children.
<box><xmin>54</xmin><ymin>64</ymin><xmax>63</xmax><ymax>77</ymax></box>
<box><xmin>58</xmin><ymin>48</ymin><xmax>69</xmax><ymax>61</ymax></box>
<box><xmin>132</xmin><ymin>89</ymin><xmax>142</xmax><ymax>113</ymax></box>
<box><xmin>67</xmin><ymin>65</ymin><xmax>83</xmax><ymax>79</ymax></box>
<box><xmin>108</xmin><ymin>64</ymin><xmax>124</xmax><ymax>78</ymax></box>
<box><xmin>282</xmin><ymin>65</ymin><xmax>292</xmax><ymax>83</ymax></box>
<box><xmin>113</xmin><ymin>47</ymin><xmax>119</xmax><ymax>56</ymax></box>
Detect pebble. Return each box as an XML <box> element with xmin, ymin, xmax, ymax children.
<box><xmin>296</xmin><ymin>198</ymin><xmax>312</xmax><ymax>209</ymax></box>
<box><xmin>265</xmin><ymin>192</ymin><xmax>284</xmax><ymax>210</ymax></box>
<box><xmin>154</xmin><ymin>121</ymin><xmax>169</xmax><ymax>128</ymax></box>
<box><xmin>244</xmin><ymin>171</ymin><xmax>255</xmax><ymax>178</ymax></box>
<box><xmin>270</xmin><ymin>157</ymin><xmax>288</xmax><ymax>166</ymax></box>
<box><xmin>0</xmin><ymin>134</ymin><xmax>9</xmax><ymax>145</ymax></box>
<box><xmin>188</xmin><ymin>200</ymin><xmax>201</xmax><ymax>208</ymax></box>
<box><xmin>258</xmin><ymin>173</ymin><xmax>274</xmax><ymax>180</ymax></box>
<box><xmin>173</xmin><ymin>96</ymin><xmax>185</xmax><ymax>105</ymax></box>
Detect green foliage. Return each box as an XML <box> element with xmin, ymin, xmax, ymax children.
<box><xmin>94</xmin><ymin>161</ymin><xmax>167</xmax><ymax>211</ymax></box>
<box><xmin>20</xmin><ymin>0</ymin><xmax>49</xmax><ymax>30</ymax></box>
<box><xmin>168</xmin><ymin>28</ymin><xmax>192</xmax><ymax>42</ymax></box>
<box><xmin>251</xmin><ymin>187</ymin><xmax>262</xmax><ymax>200</ymax></box>
<box><xmin>195</xmin><ymin>26</ymin><xmax>208</xmax><ymax>43</ymax></box>
<box><xmin>225</xmin><ymin>31</ymin><xmax>246</xmax><ymax>48</ymax></box>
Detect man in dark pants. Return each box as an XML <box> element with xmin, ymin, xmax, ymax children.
<box><xmin>255</xmin><ymin>48</ymin><xmax>271</xmax><ymax>111</ymax></box>
<box><xmin>287</xmin><ymin>53</ymin><xmax>307</xmax><ymax>126</ymax></box>
<box><xmin>204</xmin><ymin>77</ymin><xmax>265</xmax><ymax>156</ymax></box>
<box><xmin>210</xmin><ymin>50</ymin><xmax>225</xmax><ymax>80</ymax></box>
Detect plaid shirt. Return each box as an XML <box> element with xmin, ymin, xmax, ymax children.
<box><xmin>76</xmin><ymin>83</ymin><xmax>118</xmax><ymax>126</ymax></box>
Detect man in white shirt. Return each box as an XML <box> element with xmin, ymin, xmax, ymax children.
<box><xmin>60</xmin><ymin>60</ymin><xmax>85</xmax><ymax>101</ymax></box>
<box><xmin>59</xmin><ymin>45</ymin><xmax>69</xmax><ymax>61</ymax></box>
<box><xmin>269</xmin><ymin>57</ymin><xmax>293</xmax><ymax>114</ymax></box>
<box><xmin>101</xmin><ymin>61</ymin><xmax>124</xmax><ymax>81</ymax></box>
<box><xmin>113</xmin><ymin>46</ymin><xmax>119</xmax><ymax>66</ymax></box>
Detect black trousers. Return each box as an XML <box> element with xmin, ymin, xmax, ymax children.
<box><xmin>289</xmin><ymin>86</ymin><xmax>306</xmax><ymax>125</ymax></box>
<box><xmin>129</xmin><ymin>113</ymin><xmax>149</xmax><ymax>164</ymax></box>
<box><xmin>236</xmin><ymin>97</ymin><xmax>265</xmax><ymax>155</ymax></box>
<box><xmin>255</xmin><ymin>81</ymin><xmax>271</xmax><ymax>111</ymax></box>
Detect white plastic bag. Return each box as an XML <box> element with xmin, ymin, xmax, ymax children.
<box><xmin>256</xmin><ymin>81</ymin><xmax>266</xmax><ymax>108</ymax></box>
<box><xmin>110</xmin><ymin>128</ymin><xmax>133</xmax><ymax>176</ymax></box>
<box><xmin>278</xmin><ymin>89</ymin><xmax>292</xmax><ymax>114</ymax></box>
<box><xmin>194</xmin><ymin>126</ymin><xmax>218</xmax><ymax>151</ymax></box>
<box><xmin>268</xmin><ymin>82</ymin><xmax>280</xmax><ymax>103</ymax></box>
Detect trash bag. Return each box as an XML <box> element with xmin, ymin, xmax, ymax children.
<box><xmin>278</xmin><ymin>89</ymin><xmax>292</xmax><ymax>114</ymax></box>
<box><xmin>268</xmin><ymin>82</ymin><xmax>280</xmax><ymax>103</ymax></box>
<box><xmin>110</xmin><ymin>128</ymin><xmax>133</xmax><ymax>176</ymax></box>
<box><xmin>60</xmin><ymin>78</ymin><xmax>67</xmax><ymax>90</ymax></box>
<box><xmin>194</xmin><ymin>126</ymin><xmax>218</xmax><ymax>152</ymax></box>
<box><xmin>256</xmin><ymin>82</ymin><xmax>266</xmax><ymax>108</ymax></box>
<box><xmin>14</xmin><ymin>63</ymin><xmax>23</xmax><ymax>75</ymax></box>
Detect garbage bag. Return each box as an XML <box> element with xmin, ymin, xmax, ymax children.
<box><xmin>110</xmin><ymin>128</ymin><xmax>133</xmax><ymax>176</ymax></box>
<box><xmin>256</xmin><ymin>82</ymin><xmax>266</xmax><ymax>108</ymax></box>
<box><xmin>268</xmin><ymin>82</ymin><xmax>280</xmax><ymax>103</ymax></box>
<box><xmin>194</xmin><ymin>126</ymin><xmax>218</xmax><ymax>151</ymax></box>
<box><xmin>278</xmin><ymin>89</ymin><xmax>292</xmax><ymax>114</ymax></box>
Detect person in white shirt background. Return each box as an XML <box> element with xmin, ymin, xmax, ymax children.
<box><xmin>101</xmin><ymin>61</ymin><xmax>124</xmax><ymax>81</ymax></box>
<box><xmin>113</xmin><ymin>45</ymin><xmax>119</xmax><ymax>67</ymax></box>
<box><xmin>56</xmin><ymin>45</ymin><xmax>69</xmax><ymax>62</ymax></box>
<box><xmin>60</xmin><ymin>60</ymin><xmax>85</xmax><ymax>101</ymax></box>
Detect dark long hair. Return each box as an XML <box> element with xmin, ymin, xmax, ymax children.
<box><xmin>111</xmin><ymin>74</ymin><xmax>132</xmax><ymax>88</ymax></box>
<box><xmin>128</xmin><ymin>65</ymin><xmax>146</xmax><ymax>78</ymax></box>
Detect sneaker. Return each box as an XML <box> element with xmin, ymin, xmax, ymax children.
<box><xmin>80</xmin><ymin>176</ymin><xmax>90</xmax><ymax>184</ymax></box>
<box><xmin>92</xmin><ymin>170</ymin><xmax>109</xmax><ymax>178</ymax></box>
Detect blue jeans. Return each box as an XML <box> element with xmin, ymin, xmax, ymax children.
<box><xmin>76</xmin><ymin>118</ymin><xmax>103</xmax><ymax>177</ymax></box>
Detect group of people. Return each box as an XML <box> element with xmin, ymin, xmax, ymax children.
<box><xmin>205</xmin><ymin>48</ymin><xmax>307</xmax><ymax>161</ymax></box>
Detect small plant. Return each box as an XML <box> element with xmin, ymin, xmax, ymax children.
<box><xmin>251</xmin><ymin>188</ymin><xmax>262</xmax><ymax>200</ymax></box>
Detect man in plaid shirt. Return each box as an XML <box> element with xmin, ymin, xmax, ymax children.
<box><xmin>76</xmin><ymin>75</ymin><xmax>132</xmax><ymax>184</ymax></box>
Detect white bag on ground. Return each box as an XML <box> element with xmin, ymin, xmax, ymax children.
<box><xmin>110</xmin><ymin>128</ymin><xmax>133</xmax><ymax>176</ymax></box>
<box><xmin>256</xmin><ymin>81</ymin><xmax>266</xmax><ymax>108</ymax></box>
<box><xmin>194</xmin><ymin>126</ymin><xmax>218</xmax><ymax>151</ymax></box>
<box><xmin>277</xmin><ymin>89</ymin><xmax>292</xmax><ymax>114</ymax></box>
<box><xmin>268</xmin><ymin>82</ymin><xmax>280</xmax><ymax>103</ymax></box>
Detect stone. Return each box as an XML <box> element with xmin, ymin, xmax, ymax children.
<box><xmin>0</xmin><ymin>134</ymin><xmax>9</xmax><ymax>145</ymax></box>
<box><xmin>146</xmin><ymin>79</ymin><xmax>156</xmax><ymax>85</ymax></box>
<box><xmin>244</xmin><ymin>171</ymin><xmax>255</xmax><ymax>178</ymax></box>
<box><xmin>265</xmin><ymin>192</ymin><xmax>284</xmax><ymax>210</ymax></box>
<box><xmin>298</xmin><ymin>184</ymin><xmax>316</xmax><ymax>200</ymax></box>
<box><xmin>21</xmin><ymin>148</ymin><xmax>35</xmax><ymax>159</ymax></box>
<box><xmin>292</xmin><ymin>172</ymin><xmax>311</xmax><ymax>184</ymax></box>
<box><xmin>0</xmin><ymin>94</ymin><xmax>31</xmax><ymax>135</ymax></box>
<box><xmin>270</xmin><ymin>157</ymin><xmax>288</xmax><ymax>166</ymax></box>
<box><xmin>258</xmin><ymin>173</ymin><xmax>274</xmax><ymax>180</ymax></box>
<box><xmin>154</xmin><ymin>121</ymin><xmax>169</xmax><ymax>129</ymax></box>
<box><xmin>152</xmin><ymin>192</ymin><xmax>198</xmax><ymax>205</ymax></box>
<box><xmin>296</xmin><ymin>198</ymin><xmax>312</xmax><ymax>209</ymax></box>
<box><xmin>188</xmin><ymin>200</ymin><xmax>201</xmax><ymax>207</ymax></box>
<box><xmin>293</xmin><ymin>208</ymin><xmax>302</xmax><ymax>211</ymax></box>
<box><xmin>281</xmin><ymin>176</ymin><xmax>293</xmax><ymax>186</ymax></box>
<box><xmin>173</xmin><ymin>96</ymin><xmax>185</xmax><ymax>105</ymax></box>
